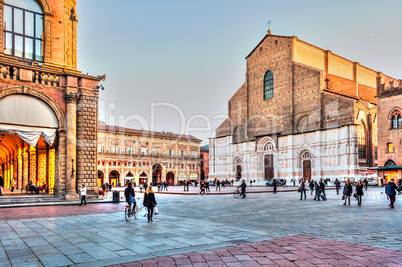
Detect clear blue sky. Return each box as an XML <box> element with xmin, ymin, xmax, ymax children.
<box><xmin>76</xmin><ymin>0</ymin><xmax>402</xmax><ymax>144</ymax></box>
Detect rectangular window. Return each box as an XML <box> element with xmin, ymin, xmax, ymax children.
<box><xmin>35</xmin><ymin>14</ymin><xmax>43</xmax><ymax>39</ymax></box>
<box><xmin>14</xmin><ymin>8</ymin><xmax>24</xmax><ymax>34</ymax></box>
<box><xmin>113</xmin><ymin>162</ymin><xmax>116</xmax><ymax>167</ymax></box>
<box><xmin>25</xmin><ymin>37</ymin><xmax>34</xmax><ymax>59</ymax></box>
<box><xmin>15</xmin><ymin>35</ymin><xmax>23</xmax><ymax>57</ymax></box>
<box><xmin>102</xmin><ymin>146</ymin><xmax>104</xmax><ymax>153</ymax></box>
<box><xmin>169</xmin><ymin>150</ymin><xmax>172</xmax><ymax>157</ymax></box>
<box><xmin>25</xmin><ymin>12</ymin><xmax>34</xmax><ymax>37</ymax></box>
<box><xmin>109</xmin><ymin>146</ymin><xmax>111</xmax><ymax>153</ymax></box>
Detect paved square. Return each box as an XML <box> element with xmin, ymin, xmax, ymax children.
<box><xmin>0</xmin><ymin>187</ymin><xmax>401</xmax><ymax>266</ymax></box>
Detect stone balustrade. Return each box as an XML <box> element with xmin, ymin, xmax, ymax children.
<box><xmin>0</xmin><ymin>63</ymin><xmax>61</xmax><ymax>87</ymax></box>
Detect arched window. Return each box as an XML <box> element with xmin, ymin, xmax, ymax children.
<box><xmin>302</xmin><ymin>151</ymin><xmax>312</xmax><ymax>158</ymax></box>
<box><xmin>387</xmin><ymin>142</ymin><xmax>394</xmax><ymax>154</ymax></box>
<box><xmin>4</xmin><ymin>0</ymin><xmax>44</xmax><ymax>61</ymax></box>
<box><xmin>357</xmin><ymin>123</ymin><xmax>367</xmax><ymax>162</ymax></box>
<box><xmin>398</xmin><ymin>115</ymin><xmax>402</xmax><ymax>128</ymax></box>
<box><xmin>264</xmin><ymin>142</ymin><xmax>274</xmax><ymax>151</ymax></box>
<box><xmin>297</xmin><ymin>115</ymin><xmax>309</xmax><ymax>133</ymax></box>
<box><xmin>392</xmin><ymin>116</ymin><xmax>398</xmax><ymax>129</ymax></box>
<box><xmin>264</xmin><ymin>70</ymin><xmax>274</xmax><ymax>100</ymax></box>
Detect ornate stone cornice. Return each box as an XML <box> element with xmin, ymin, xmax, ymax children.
<box><xmin>64</xmin><ymin>91</ymin><xmax>81</xmax><ymax>103</ymax></box>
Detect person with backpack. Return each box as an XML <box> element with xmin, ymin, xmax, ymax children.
<box><xmin>385</xmin><ymin>178</ymin><xmax>397</xmax><ymax>208</ymax></box>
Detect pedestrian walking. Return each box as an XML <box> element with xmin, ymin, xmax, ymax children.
<box><xmin>186</xmin><ymin>180</ymin><xmax>190</xmax><ymax>191</ymax></box>
<box><xmin>79</xmin><ymin>184</ymin><xmax>87</xmax><ymax>206</ymax></box>
<box><xmin>319</xmin><ymin>179</ymin><xmax>326</xmax><ymax>198</ymax></box>
<box><xmin>216</xmin><ymin>179</ymin><xmax>221</xmax><ymax>191</ymax></box>
<box><xmin>334</xmin><ymin>178</ymin><xmax>341</xmax><ymax>195</ymax></box>
<box><xmin>164</xmin><ymin>181</ymin><xmax>169</xmax><ymax>191</ymax></box>
<box><xmin>363</xmin><ymin>178</ymin><xmax>368</xmax><ymax>190</ymax></box>
<box><xmin>0</xmin><ymin>175</ymin><xmax>4</xmax><ymax>196</ymax></box>
<box><xmin>143</xmin><ymin>186</ymin><xmax>157</xmax><ymax>222</ymax></box>
<box><xmin>309</xmin><ymin>179</ymin><xmax>314</xmax><ymax>195</ymax></box>
<box><xmin>250</xmin><ymin>180</ymin><xmax>253</xmax><ymax>187</ymax></box>
<box><xmin>313</xmin><ymin>181</ymin><xmax>321</xmax><ymax>201</ymax></box>
<box><xmin>355</xmin><ymin>180</ymin><xmax>364</xmax><ymax>206</ymax></box>
<box><xmin>144</xmin><ymin>182</ymin><xmax>148</xmax><ymax>192</ymax></box>
<box><xmin>183</xmin><ymin>180</ymin><xmax>187</xmax><ymax>192</ymax></box>
<box><xmin>292</xmin><ymin>178</ymin><xmax>295</xmax><ymax>186</ymax></box>
<box><xmin>140</xmin><ymin>183</ymin><xmax>143</xmax><ymax>193</ymax></box>
<box><xmin>199</xmin><ymin>180</ymin><xmax>205</xmax><ymax>195</ymax></box>
<box><xmin>205</xmin><ymin>180</ymin><xmax>210</xmax><ymax>193</ymax></box>
<box><xmin>273</xmin><ymin>179</ymin><xmax>277</xmax><ymax>194</ymax></box>
<box><xmin>343</xmin><ymin>179</ymin><xmax>353</xmax><ymax>205</ymax></box>
<box><xmin>385</xmin><ymin>178</ymin><xmax>397</xmax><ymax>208</ymax></box>
<box><xmin>299</xmin><ymin>179</ymin><xmax>306</xmax><ymax>200</ymax></box>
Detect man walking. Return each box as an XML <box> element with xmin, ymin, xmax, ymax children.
<box><xmin>205</xmin><ymin>180</ymin><xmax>210</xmax><ymax>193</ymax></box>
<box><xmin>385</xmin><ymin>178</ymin><xmax>397</xmax><ymax>208</ymax></box>
<box><xmin>334</xmin><ymin>179</ymin><xmax>341</xmax><ymax>195</ymax></box>
<box><xmin>319</xmin><ymin>179</ymin><xmax>326</xmax><ymax>198</ymax></box>
<box><xmin>273</xmin><ymin>179</ymin><xmax>277</xmax><ymax>194</ymax></box>
<box><xmin>79</xmin><ymin>184</ymin><xmax>87</xmax><ymax>206</ymax></box>
<box><xmin>299</xmin><ymin>179</ymin><xmax>306</xmax><ymax>200</ymax></box>
<box><xmin>216</xmin><ymin>179</ymin><xmax>221</xmax><ymax>191</ymax></box>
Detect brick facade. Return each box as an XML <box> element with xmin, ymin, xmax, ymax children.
<box><xmin>0</xmin><ymin>0</ymin><xmax>102</xmax><ymax>198</ymax></box>
<box><xmin>211</xmin><ymin>31</ymin><xmax>393</xmax><ymax>183</ymax></box>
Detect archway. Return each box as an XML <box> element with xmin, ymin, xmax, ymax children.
<box><xmin>264</xmin><ymin>154</ymin><xmax>274</xmax><ymax>180</ymax></box>
<box><xmin>236</xmin><ymin>165</ymin><xmax>242</xmax><ymax>181</ymax></box>
<box><xmin>97</xmin><ymin>170</ymin><xmax>104</xmax><ymax>187</ymax></box>
<box><xmin>166</xmin><ymin>171</ymin><xmax>174</xmax><ymax>186</ymax></box>
<box><xmin>301</xmin><ymin>151</ymin><xmax>312</xmax><ymax>180</ymax></box>
<box><xmin>0</xmin><ymin>94</ymin><xmax>59</xmax><ymax>193</ymax></box>
<box><xmin>152</xmin><ymin>163</ymin><xmax>162</xmax><ymax>185</ymax></box>
<box><xmin>139</xmin><ymin>171</ymin><xmax>148</xmax><ymax>185</ymax></box>
<box><xmin>125</xmin><ymin>171</ymin><xmax>134</xmax><ymax>185</ymax></box>
<box><xmin>109</xmin><ymin>170</ymin><xmax>120</xmax><ymax>186</ymax></box>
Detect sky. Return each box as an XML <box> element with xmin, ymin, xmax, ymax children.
<box><xmin>76</xmin><ymin>0</ymin><xmax>402</xmax><ymax>144</ymax></box>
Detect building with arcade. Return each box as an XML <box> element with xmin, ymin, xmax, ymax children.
<box><xmin>97</xmin><ymin>125</ymin><xmax>202</xmax><ymax>187</ymax></box>
<box><xmin>0</xmin><ymin>0</ymin><xmax>103</xmax><ymax>198</ymax></box>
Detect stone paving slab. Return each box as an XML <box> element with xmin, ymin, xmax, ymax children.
<box><xmin>108</xmin><ymin>235</ymin><xmax>402</xmax><ymax>267</ymax></box>
<box><xmin>0</xmin><ymin>188</ymin><xmax>400</xmax><ymax>266</ymax></box>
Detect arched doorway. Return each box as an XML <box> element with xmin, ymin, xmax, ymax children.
<box><xmin>384</xmin><ymin>160</ymin><xmax>397</xmax><ymax>183</ymax></box>
<box><xmin>236</xmin><ymin>165</ymin><xmax>242</xmax><ymax>181</ymax></box>
<box><xmin>264</xmin><ymin>154</ymin><xmax>274</xmax><ymax>180</ymax></box>
<box><xmin>301</xmin><ymin>151</ymin><xmax>312</xmax><ymax>180</ymax></box>
<box><xmin>139</xmin><ymin>171</ymin><xmax>148</xmax><ymax>185</ymax></box>
<box><xmin>152</xmin><ymin>163</ymin><xmax>162</xmax><ymax>185</ymax></box>
<box><xmin>166</xmin><ymin>171</ymin><xmax>174</xmax><ymax>185</ymax></box>
<box><xmin>97</xmin><ymin>170</ymin><xmax>104</xmax><ymax>187</ymax></box>
<box><xmin>0</xmin><ymin>94</ymin><xmax>59</xmax><ymax>193</ymax></box>
<box><xmin>109</xmin><ymin>170</ymin><xmax>120</xmax><ymax>186</ymax></box>
<box><xmin>125</xmin><ymin>171</ymin><xmax>134</xmax><ymax>185</ymax></box>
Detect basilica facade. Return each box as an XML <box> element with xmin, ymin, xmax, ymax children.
<box><xmin>209</xmin><ymin>30</ymin><xmax>396</xmax><ymax>183</ymax></box>
<box><xmin>0</xmin><ymin>0</ymin><xmax>102</xmax><ymax>198</ymax></box>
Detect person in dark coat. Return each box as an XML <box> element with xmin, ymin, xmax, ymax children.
<box><xmin>144</xmin><ymin>182</ymin><xmax>148</xmax><ymax>192</ymax></box>
<box><xmin>216</xmin><ymin>179</ymin><xmax>221</xmax><ymax>191</ymax></box>
<box><xmin>143</xmin><ymin>186</ymin><xmax>157</xmax><ymax>222</ymax></box>
<box><xmin>313</xmin><ymin>181</ymin><xmax>321</xmax><ymax>201</ymax></box>
<box><xmin>205</xmin><ymin>180</ymin><xmax>210</xmax><ymax>193</ymax></box>
<box><xmin>385</xmin><ymin>179</ymin><xmax>397</xmax><ymax>208</ymax></box>
<box><xmin>299</xmin><ymin>179</ymin><xmax>306</xmax><ymax>200</ymax></box>
<box><xmin>0</xmin><ymin>175</ymin><xmax>4</xmax><ymax>196</ymax></box>
<box><xmin>124</xmin><ymin>182</ymin><xmax>135</xmax><ymax>209</ymax></box>
<box><xmin>334</xmin><ymin>179</ymin><xmax>341</xmax><ymax>195</ymax></box>
<box><xmin>239</xmin><ymin>180</ymin><xmax>247</xmax><ymax>198</ymax></box>
<box><xmin>319</xmin><ymin>179</ymin><xmax>326</xmax><ymax>197</ymax></box>
<box><xmin>343</xmin><ymin>179</ymin><xmax>353</xmax><ymax>205</ymax></box>
<box><xmin>273</xmin><ymin>179</ymin><xmax>277</xmax><ymax>194</ymax></box>
<box><xmin>355</xmin><ymin>180</ymin><xmax>364</xmax><ymax>206</ymax></box>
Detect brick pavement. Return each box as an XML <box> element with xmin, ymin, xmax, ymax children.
<box><xmin>0</xmin><ymin>203</ymin><xmax>124</xmax><ymax>220</ymax></box>
<box><xmin>110</xmin><ymin>235</ymin><xmax>402</xmax><ymax>267</ymax></box>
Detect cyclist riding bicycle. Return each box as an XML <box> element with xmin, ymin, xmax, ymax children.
<box><xmin>238</xmin><ymin>179</ymin><xmax>247</xmax><ymax>198</ymax></box>
<box><xmin>124</xmin><ymin>182</ymin><xmax>136</xmax><ymax>210</ymax></box>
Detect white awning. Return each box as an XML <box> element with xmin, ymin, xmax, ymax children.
<box><xmin>0</xmin><ymin>95</ymin><xmax>58</xmax><ymax>147</ymax></box>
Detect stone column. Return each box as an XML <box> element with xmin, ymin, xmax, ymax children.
<box><xmin>64</xmin><ymin>91</ymin><xmax>80</xmax><ymax>200</ymax></box>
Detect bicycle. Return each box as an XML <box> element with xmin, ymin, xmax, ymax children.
<box><xmin>233</xmin><ymin>188</ymin><xmax>247</xmax><ymax>199</ymax></box>
<box><xmin>125</xmin><ymin>198</ymin><xmax>139</xmax><ymax>222</ymax></box>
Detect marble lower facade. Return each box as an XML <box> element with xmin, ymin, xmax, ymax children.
<box><xmin>209</xmin><ymin>125</ymin><xmax>370</xmax><ymax>183</ymax></box>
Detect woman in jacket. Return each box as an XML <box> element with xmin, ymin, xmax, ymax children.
<box><xmin>143</xmin><ymin>186</ymin><xmax>157</xmax><ymax>222</ymax></box>
<box><xmin>355</xmin><ymin>180</ymin><xmax>364</xmax><ymax>206</ymax></box>
<box><xmin>343</xmin><ymin>179</ymin><xmax>353</xmax><ymax>205</ymax></box>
